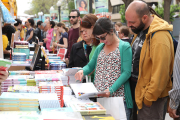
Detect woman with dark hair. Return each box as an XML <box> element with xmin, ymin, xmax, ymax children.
<box><xmin>25</xmin><ymin>19</ymin><xmax>35</xmax><ymax>44</ymax></box>
<box><xmin>52</xmin><ymin>22</ymin><xmax>68</xmax><ymax>49</ymax></box>
<box><xmin>69</xmin><ymin>14</ymin><xmax>99</xmax><ymax>81</ymax></box>
<box><xmin>75</xmin><ymin>17</ymin><xmax>133</xmax><ymax>120</ymax></box>
<box><xmin>44</xmin><ymin>21</ymin><xmax>55</xmax><ymax>53</ymax></box>
<box><xmin>78</xmin><ymin>0</ymin><xmax>87</xmax><ymax>12</ymax></box>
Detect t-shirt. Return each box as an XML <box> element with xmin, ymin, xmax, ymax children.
<box><xmin>121</xmin><ymin>38</ymin><xmax>132</xmax><ymax>44</ymax></box>
<box><xmin>59</xmin><ymin>32</ymin><xmax>68</xmax><ymax>45</ymax></box>
<box><xmin>130</xmin><ymin>27</ymin><xmax>149</xmax><ymax>100</ymax></box>
<box><xmin>2</xmin><ymin>35</ymin><xmax>9</xmax><ymax>51</ymax></box>
<box><xmin>65</xmin><ymin>27</ymin><xmax>79</xmax><ymax>59</ymax></box>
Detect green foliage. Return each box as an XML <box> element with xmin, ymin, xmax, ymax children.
<box><xmin>119</xmin><ymin>4</ymin><xmax>126</xmax><ymax>23</ymax></box>
<box><xmin>154</xmin><ymin>2</ymin><xmax>180</xmax><ymax>22</ymax></box>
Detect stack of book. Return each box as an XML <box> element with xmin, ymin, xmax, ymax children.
<box><xmin>14</xmin><ymin>41</ymin><xmax>29</xmax><ymax>48</ymax></box>
<box><xmin>1</xmin><ymin>75</ymin><xmax>33</xmax><ymax>94</ymax></box>
<box><xmin>26</xmin><ymin>79</ymin><xmax>36</xmax><ymax>86</ymax></box>
<box><xmin>68</xmin><ymin>102</ymin><xmax>106</xmax><ymax>115</ymax></box>
<box><xmin>0</xmin><ymin>92</ymin><xmax>40</xmax><ymax>111</ymax></box>
<box><xmin>9</xmin><ymin>71</ymin><xmax>34</xmax><ymax>76</ymax></box>
<box><xmin>63</xmin><ymin>87</ymin><xmax>72</xmax><ymax>95</ymax></box>
<box><xmin>38</xmin><ymin>93</ymin><xmax>61</xmax><ymax>109</ymax></box>
<box><xmin>12</xmin><ymin>53</ymin><xmax>26</xmax><ymax>61</ymax></box>
<box><xmin>41</xmin><ymin>107</ymin><xmax>83</xmax><ymax>120</ymax></box>
<box><xmin>7</xmin><ymin>85</ymin><xmax>39</xmax><ymax>93</ymax></box>
<box><xmin>35</xmin><ymin>74</ymin><xmax>61</xmax><ymax>86</ymax></box>
<box><xmin>13</xmin><ymin>48</ymin><xmax>30</xmax><ymax>59</ymax></box>
<box><xmin>39</xmin><ymin>81</ymin><xmax>64</xmax><ymax>107</ymax></box>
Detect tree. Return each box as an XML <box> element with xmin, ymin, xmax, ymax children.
<box><xmin>119</xmin><ymin>4</ymin><xmax>126</xmax><ymax>23</ymax></box>
<box><xmin>155</xmin><ymin>2</ymin><xmax>180</xmax><ymax>22</ymax></box>
<box><xmin>164</xmin><ymin>0</ymin><xmax>172</xmax><ymax>22</ymax></box>
<box><xmin>122</xmin><ymin>0</ymin><xmax>133</xmax><ymax>10</ymax></box>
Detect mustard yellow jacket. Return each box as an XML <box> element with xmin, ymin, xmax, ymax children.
<box><xmin>131</xmin><ymin>15</ymin><xmax>174</xmax><ymax>109</ymax></box>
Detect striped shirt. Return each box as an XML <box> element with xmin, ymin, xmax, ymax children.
<box><xmin>169</xmin><ymin>42</ymin><xmax>180</xmax><ymax>109</ymax></box>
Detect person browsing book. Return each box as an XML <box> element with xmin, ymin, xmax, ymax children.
<box><xmin>75</xmin><ymin>17</ymin><xmax>133</xmax><ymax>120</ymax></box>
<box><xmin>25</xmin><ymin>19</ymin><xmax>35</xmax><ymax>44</ymax></box>
<box><xmin>43</xmin><ymin>21</ymin><xmax>55</xmax><ymax>53</ymax></box>
<box><xmin>69</xmin><ymin>14</ymin><xmax>100</xmax><ymax>82</ymax></box>
<box><xmin>52</xmin><ymin>22</ymin><xmax>68</xmax><ymax>49</ymax></box>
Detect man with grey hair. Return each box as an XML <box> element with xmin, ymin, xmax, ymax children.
<box><xmin>41</xmin><ymin>20</ymin><xmax>49</xmax><ymax>48</ymax></box>
<box><xmin>126</xmin><ymin>1</ymin><xmax>174</xmax><ymax>120</ymax></box>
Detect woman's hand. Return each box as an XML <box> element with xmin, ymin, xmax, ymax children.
<box><xmin>98</xmin><ymin>89</ymin><xmax>110</xmax><ymax>98</ymax></box>
<box><xmin>53</xmin><ymin>42</ymin><xmax>57</xmax><ymax>47</ymax></box>
<box><xmin>0</xmin><ymin>70</ymin><xmax>8</xmax><ymax>83</ymax></box>
<box><xmin>75</xmin><ymin>70</ymin><xmax>84</xmax><ymax>82</ymax></box>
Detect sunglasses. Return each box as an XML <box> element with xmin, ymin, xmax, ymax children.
<box><xmin>69</xmin><ymin>16</ymin><xmax>78</xmax><ymax>19</ymax></box>
<box><xmin>95</xmin><ymin>33</ymin><xmax>108</xmax><ymax>41</ymax></box>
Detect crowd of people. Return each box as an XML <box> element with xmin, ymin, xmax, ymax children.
<box><xmin>1</xmin><ymin>1</ymin><xmax>180</xmax><ymax>120</ymax></box>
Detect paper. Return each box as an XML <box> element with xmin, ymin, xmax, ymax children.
<box><xmin>62</xmin><ymin>68</ymin><xmax>82</xmax><ymax>76</ymax></box>
<box><xmin>97</xmin><ymin>97</ymin><xmax>127</xmax><ymax>120</ymax></box>
<box><xmin>70</xmin><ymin>83</ymin><xmax>98</xmax><ymax>98</ymax></box>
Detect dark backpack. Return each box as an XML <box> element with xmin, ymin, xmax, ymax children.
<box><xmin>152</xmin><ymin>31</ymin><xmax>178</xmax><ymax>83</ymax></box>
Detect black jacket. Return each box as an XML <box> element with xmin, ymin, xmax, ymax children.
<box><xmin>68</xmin><ymin>41</ymin><xmax>88</xmax><ymax>68</ymax></box>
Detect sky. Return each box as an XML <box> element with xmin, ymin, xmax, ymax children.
<box><xmin>16</xmin><ymin>0</ymin><xmax>32</xmax><ymax>15</ymax></box>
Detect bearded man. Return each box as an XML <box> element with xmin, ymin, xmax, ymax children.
<box><xmin>65</xmin><ymin>9</ymin><xmax>81</xmax><ymax>62</ymax></box>
<box><xmin>125</xmin><ymin>1</ymin><xmax>174</xmax><ymax>120</ymax></box>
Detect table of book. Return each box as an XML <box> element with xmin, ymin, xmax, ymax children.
<box><xmin>0</xmin><ymin>70</ymin><xmax>115</xmax><ymax>120</ymax></box>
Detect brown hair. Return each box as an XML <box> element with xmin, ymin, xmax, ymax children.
<box><xmin>80</xmin><ymin>14</ymin><xmax>99</xmax><ymax>46</ymax></box>
<box><xmin>115</xmin><ymin>22</ymin><xmax>122</xmax><ymax>27</ymax></box>
<box><xmin>119</xmin><ymin>26</ymin><xmax>130</xmax><ymax>37</ymax></box>
<box><xmin>57</xmin><ymin>22</ymin><xmax>69</xmax><ymax>32</ymax></box>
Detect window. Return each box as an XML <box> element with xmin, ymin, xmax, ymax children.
<box><xmin>112</xmin><ymin>5</ymin><xmax>121</xmax><ymax>14</ymax></box>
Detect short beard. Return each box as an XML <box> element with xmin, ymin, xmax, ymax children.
<box><xmin>72</xmin><ymin>19</ymin><xmax>78</xmax><ymax>25</ymax></box>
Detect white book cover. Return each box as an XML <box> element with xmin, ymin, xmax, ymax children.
<box><xmin>62</xmin><ymin>68</ymin><xmax>82</xmax><ymax>76</ymax></box>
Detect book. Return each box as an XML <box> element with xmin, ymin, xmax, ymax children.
<box><xmin>62</xmin><ymin>68</ymin><xmax>82</xmax><ymax>76</ymax></box>
<box><xmin>0</xmin><ymin>58</ymin><xmax>12</xmax><ymax>71</ymax></box>
<box><xmin>70</xmin><ymin>83</ymin><xmax>99</xmax><ymax>98</ymax></box>
<box><xmin>82</xmin><ymin>114</ymin><xmax>115</xmax><ymax>120</ymax></box>
<box><xmin>68</xmin><ymin>102</ymin><xmax>106</xmax><ymax>115</ymax></box>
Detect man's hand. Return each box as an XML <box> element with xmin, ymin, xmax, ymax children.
<box><xmin>43</xmin><ymin>38</ymin><xmax>48</xmax><ymax>43</ymax></box>
<box><xmin>0</xmin><ymin>70</ymin><xmax>8</xmax><ymax>83</ymax></box>
<box><xmin>168</xmin><ymin>105</ymin><xmax>179</xmax><ymax>118</ymax></box>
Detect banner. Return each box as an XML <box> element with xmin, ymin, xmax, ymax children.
<box><xmin>50</xmin><ymin>10</ymin><xmax>59</xmax><ymax>22</ymax></box>
<box><xmin>94</xmin><ymin>0</ymin><xmax>109</xmax><ymax>14</ymax></box>
<box><xmin>44</xmin><ymin>14</ymin><xmax>51</xmax><ymax>21</ymax></box>
<box><xmin>61</xmin><ymin>10</ymin><xmax>69</xmax><ymax>22</ymax></box>
<box><xmin>74</xmin><ymin>0</ymin><xmax>89</xmax><ymax>14</ymax></box>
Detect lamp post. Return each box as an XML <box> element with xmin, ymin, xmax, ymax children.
<box><xmin>57</xmin><ymin>0</ymin><xmax>62</xmax><ymax>22</ymax></box>
<box><xmin>50</xmin><ymin>6</ymin><xmax>55</xmax><ymax>21</ymax></box>
<box><xmin>152</xmin><ymin>4</ymin><xmax>156</xmax><ymax>10</ymax></box>
<box><xmin>34</xmin><ymin>14</ymin><xmax>37</xmax><ymax>18</ymax></box>
<box><xmin>38</xmin><ymin>12</ymin><xmax>43</xmax><ymax>21</ymax></box>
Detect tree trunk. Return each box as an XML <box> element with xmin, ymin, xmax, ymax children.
<box><xmin>164</xmin><ymin>0</ymin><xmax>172</xmax><ymax>22</ymax></box>
<box><xmin>122</xmin><ymin>0</ymin><xmax>133</xmax><ymax>10</ymax></box>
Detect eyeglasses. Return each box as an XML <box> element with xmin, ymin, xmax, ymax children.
<box><xmin>95</xmin><ymin>33</ymin><xmax>108</xmax><ymax>41</ymax></box>
<box><xmin>80</xmin><ymin>29</ymin><xmax>87</xmax><ymax>34</ymax></box>
<box><xmin>69</xmin><ymin>16</ymin><xmax>78</xmax><ymax>19</ymax></box>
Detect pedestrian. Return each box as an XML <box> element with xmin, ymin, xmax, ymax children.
<box><xmin>34</xmin><ymin>21</ymin><xmax>43</xmax><ymax>43</ymax></box>
<box><xmin>75</xmin><ymin>17</ymin><xmax>133</xmax><ymax>120</ymax></box>
<box><xmin>43</xmin><ymin>21</ymin><xmax>55</xmax><ymax>53</ymax></box>
<box><xmin>25</xmin><ymin>19</ymin><xmax>35</xmax><ymax>44</ymax></box>
<box><xmin>168</xmin><ymin>42</ymin><xmax>180</xmax><ymax>120</ymax></box>
<box><xmin>52</xmin><ymin>22</ymin><xmax>69</xmax><ymax>49</ymax></box>
<box><xmin>65</xmin><ymin>9</ymin><xmax>81</xmax><ymax>65</ymax></box>
<box><xmin>118</xmin><ymin>26</ymin><xmax>132</xmax><ymax>44</ymax></box>
<box><xmin>125</xmin><ymin>1</ymin><xmax>174</xmax><ymax>120</ymax></box>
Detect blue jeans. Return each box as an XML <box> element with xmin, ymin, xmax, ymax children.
<box><xmin>124</xmin><ymin>102</ymin><xmax>132</xmax><ymax>120</ymax></box>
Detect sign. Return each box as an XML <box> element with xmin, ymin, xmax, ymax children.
<box><xmin>94</xmin><ymin>0</ymin><xmax>109</xmax><ymax>14</ymax></box>
<box><xmin>74</xmin><ymin>0</ymin><xmax>89</xmax><ymax>14</ymax></box>
<box><xmin>44</xmin><ymin>14</ymin><xmax>51</xmax><ymax>21</ymax></box>
<box><xmin>61</xmin><ymin>10</ymin><xmax>69</xmax><ymax>21</ymax></box>
<box><xmin>50</xmin><ymin>10</ymin><xmax>59</xmax><ymax>22</ymax></box>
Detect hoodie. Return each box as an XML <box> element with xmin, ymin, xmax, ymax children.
<box><xmin>131</xmin><ymin>15</ymin><xmax>174</xmax><ymax>109</ymax></box>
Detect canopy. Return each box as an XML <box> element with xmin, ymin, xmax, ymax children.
<box><xmin>1</xmin><ymin>0</ymin><xmax>17</xmax><ymax>16</ymax></box>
